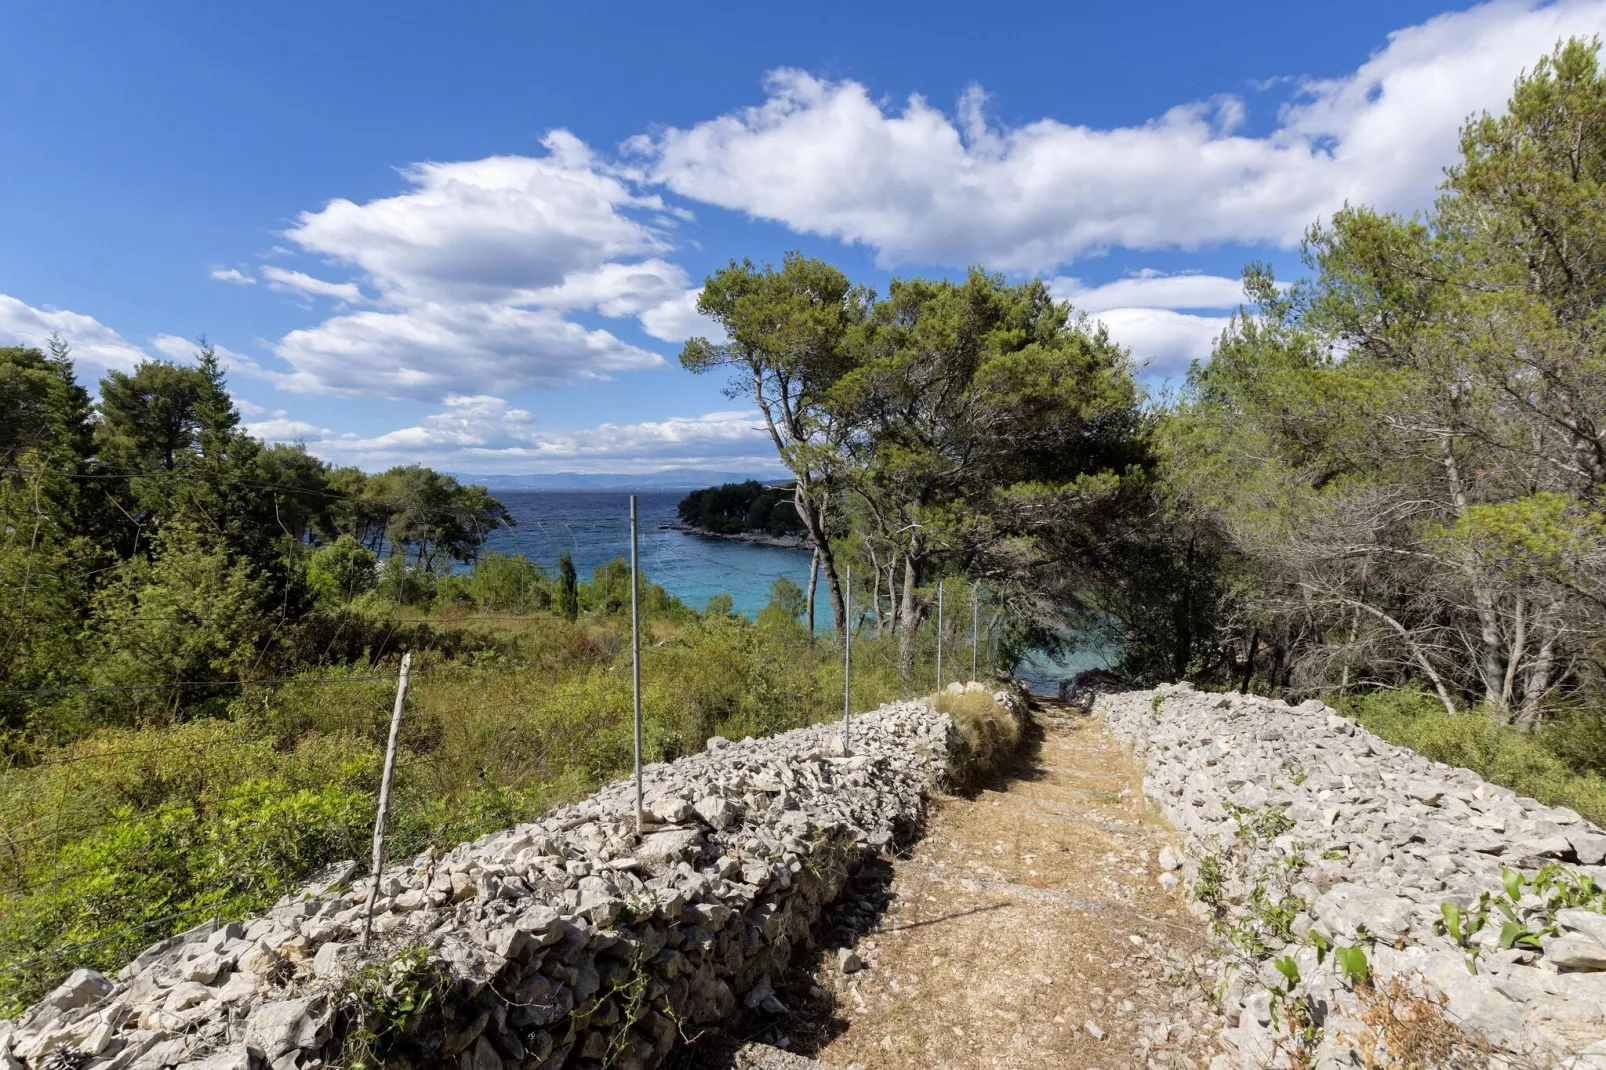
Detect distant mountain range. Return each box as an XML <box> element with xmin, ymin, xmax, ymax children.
<box><xmin>454</xmin><ymin>469</ymin><xmax>790</xmax><ymax>492</ymax></box>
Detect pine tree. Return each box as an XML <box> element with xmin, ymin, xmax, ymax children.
<box><xmin>558</xmin><ymin>551</ymin><xmax>579</xmax><ymax>623</ymax></box>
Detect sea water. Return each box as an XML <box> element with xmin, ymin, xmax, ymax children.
<box><xmin>481</xmin><ymin>490</ymin><xmax>816</xmax><ymax>621</ymax></box>
<box><xmin>480</xmin><ymin>489</ymin><xmax>1115</xmax><ymax>693</ymax></box>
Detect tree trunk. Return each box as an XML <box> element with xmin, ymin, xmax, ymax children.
<box><xmin>1501</xmin><ymin>594</ymin><xmax>1526</xmax><ymax>713</ymax></box>
<box><xmin>1440</xmin><ymin>436</ymin><xmax>1506</xmax><ymax>708</ymax></box>
<box><xmin>1171</xmin><ymin>534</ymin><xmax>1196</xmax><ymax>679</ymax></box>
<box><xmin>791</xmin><ymin>482</ymin><xmax>846</xmax><ymax>640</ymax></box>
<box><xmin>1239</xmin><ymin>630</ymin><xmax>1259</xmax><ymax>695</ymax></box>
<box><xmin>1339</xmin><ymin>602</ymin><xmax>1361</xmax><ymax>692</ymax></box>
<box><xmin>887</xmin><ymin>557</ymin><xmax>900</xmax><ymax>634</ymax></box>
<box><xmin>805</xmin><ymin>548</ymin><xmax>819</xmax><ymax>636</ymax></box>
<box><xmin>897</xmin><ymin>546</ymin><xmax>923</xmax><ymax>676</ymax></box>
<box><xmin>1515</xmin><ymin>615</ymin><xmax>1557</xmax><ymax>731</ymax></box>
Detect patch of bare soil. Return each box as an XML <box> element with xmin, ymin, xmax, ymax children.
<box><xmin>763</xmin><ymin>701</ymin><xmax>1221</xmax><ymax>1070</ymax></box>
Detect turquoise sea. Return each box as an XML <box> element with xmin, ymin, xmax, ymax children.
<box><xmin>480</xmin><ymin>490</ymin><xmax>815</xmax><ymax>621</ymax></box>
<box><xmin>479</xmin><ymin>489</ymin><xmax>1114</xmax><ymax>693</ymax></box>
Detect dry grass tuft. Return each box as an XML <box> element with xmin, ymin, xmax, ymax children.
<box><xmin>1343</xmin><ymin>974</ymin><xmax>1498</xmax><ymax>1070</ymax></box>
<box><xmin>933</xmin><ymin>689</ymin><xmax>1023</xmax><ymax>784</ymax></box>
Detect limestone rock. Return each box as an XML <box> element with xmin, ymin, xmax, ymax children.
<box><xmin>244</xmin><ymin>994</ymin><xmax>331</xmax><ymax>1060</ymax></box>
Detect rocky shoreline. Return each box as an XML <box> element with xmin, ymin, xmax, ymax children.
<box><xmin>1099</xmin><ymin>683</ymin><xmax>1606</xmax><ymax>1067</ymax></box>
<box><xmin>659</xmin><ymin>523</ymin><xmax>812</xmax><ymax>551</ymax></box>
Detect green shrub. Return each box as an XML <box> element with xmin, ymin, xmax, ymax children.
<box><xmin>1341</xmin><ymin>687</ymin><xmax>1606</xmax><ymax>825</ymax></box>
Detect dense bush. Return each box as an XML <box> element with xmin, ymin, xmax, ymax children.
<box><xmin>1341</xmin><ymin>687</ymin><xmax>1606</xmax><ymax>826</ymax></box>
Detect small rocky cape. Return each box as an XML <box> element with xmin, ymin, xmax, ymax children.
<box><xmin>1100</xmin><ymin>683</ymin><xmax>1606</xmax><ymax>1067</ymax></box>
<box><xmin>1</xmin><ymin>690</ymin><xmax>1019</xmax><ymax>1070</ymax></box>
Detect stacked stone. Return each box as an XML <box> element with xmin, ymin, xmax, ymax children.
<box><xmin>1</xmin><ymin>693</ymin><xmax>1018</xmax><ymax>1070</ymax></box>
<box><xmin>1099</xmin><ymin>683</ymin><xmax>1606</xmax><ymax>1067</ymax></box>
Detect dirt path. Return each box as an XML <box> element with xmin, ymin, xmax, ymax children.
<box><xmin>775</xmin><ymin>701</ymin><xmax>1221</xmax><ymax>1070</ymax></box>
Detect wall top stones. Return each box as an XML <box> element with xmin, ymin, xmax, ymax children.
<box><xmin>1099</xmin><ymin>683</ymin><xmax>1606</xmax><ymax>1067</ymax></box>
<box><xmin>4</xmin><ymin>688</ymin><xmax>1020</xmax><ymax>1070</ymax></box>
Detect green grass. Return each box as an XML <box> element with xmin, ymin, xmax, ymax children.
<box><xmin>0</xmin><ymin>607</ymin><xmax>946</xmax><ymax>1013</ymax></box>
<box><xmin>1340</xmin><ymin>686</ymin><xmax>1606</xmax><ymax>826</ymax></box>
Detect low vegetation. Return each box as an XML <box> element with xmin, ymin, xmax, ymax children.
<box><xmin>0</xmin><ymin>562</ymin><xmax>944</xmax><ymax>1014</ymax></box>
<box><xmin>932</xmin><ymin>688</ymin><xmax>1022</xmax><ymax>785</ymax></box>
<box><xmin>1341</xmin><ymin>688</ymin><xmax>1606</xmax><ymax>826</ymax></box>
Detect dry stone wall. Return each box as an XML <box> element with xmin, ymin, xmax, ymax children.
<box><xmin>1100</xmin><ymin>683</ymin><xmax>1606</xmax><ymax>1068</ymax></box>
<box><xmin>2</xmin><ymin>690</ymin><xmax>1018</xmax><ymax>1070</ymax></box>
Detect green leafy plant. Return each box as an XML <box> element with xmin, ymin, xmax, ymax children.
<box><xmin>339</xmin><ymin>947</ymin><xmax>445</xmax><ymax>1070</ymax></box>
<box><xmin>1192</xmin><ymin>853</ymin><xmax>1226</xmax><ymax>918</ymax></box>
<box><xmin>1333</xmin><ymin>943</ymin><xmax>1372</xmax><ymax>988</ymax></box>
<box><xmin>1436</xmin><ymin>899</ymin><xmax>1488</xmax><ymax>974</ymax></box>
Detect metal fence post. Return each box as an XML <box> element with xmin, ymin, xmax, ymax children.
<box><xmin>630</xmin><ymin>495</ymin><xmax>644</xmax><ymax>837</ymax></box>
<box><xmin>361</xmin><ymin>650</ymin><xmax>411</xmax><ymax>949</ymax></box>
<box><xmin>843</xmin><ymin>564</ymin><xmax>852</xmax><ymax>754</ymax></box>
<box><xmin>972</xmin><ymin>581</ymin><xmax>979</xmax><ymax>682</ymax></box>
<box><xmin>936</xmin><ymin>579</ymin><xmax>944</xmax><ymax>692</ymax></box>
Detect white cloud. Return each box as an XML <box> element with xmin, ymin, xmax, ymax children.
<box><xmin>268</xmin><ymin>132</ymin><xmax>685</xmax><ymax>398</ymax></box>
<box><xmin>288</xmin><ymin>133</ymin><xmax>670</xmax><ymax>306</ymax></box>
<box><xmin>1050</xmin><ymin>272</ymin><xmax>1246</xmax><ymax>313</ymax></box>
<box><xmin>260</xmin><ymin>266</ymin><xmax>365</xmax><ymax>304</ymax></box>
<box><xmin>273</xmin><ymin>302</ymin><xmax>663</xmax><ymax>400</ymax></box>
<box><xmin>210</xmin><ymin>267</ymin><xmax>255</xmax><ymax>285</ymax></box>
<box><xmin>244</xmin><ymin>416</ymin><xmax>336</xmax><ymax>441</ymax></box>
<box><xmin>520</xmin><ymin>259</ymin><xmax>689</xmax><ymax>316</ymax></box>
<box><xmin>637</xmin><ymin>287</ymin><xmax>727</xmax><ymax>343</ymax></box>
<box><xmin>1044</xmin><ymin>272</ymin><xmax>1244</xmax><ymax>371</ymax></box>
<box><xmin>1089</xmin><ymin>308</ymin><xmax>1233</xmax><ymax>374</ymax></box>
<box><xmin>294</xmin><ymin>395</ymin><xmax>774</xmax><ymax>473</ymax></box>
<box><xmin>0</xmin><ymin>294</ymin><xmax>148</xmax><ymax>371</ymax></box>
<box><xmin>641</xmin><ymin>0</ymin><xmax>1606</xmax><ymax>270</ymax></box>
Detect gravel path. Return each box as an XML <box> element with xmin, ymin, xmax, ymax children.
<box><xmin>776</xmin><ymin>701</ymin><xmax>1219</xmax><ymax>1070</ymax></box>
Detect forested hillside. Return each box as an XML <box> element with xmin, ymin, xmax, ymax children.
<box><xmin>676</xmin><ymin>480</ymin><xmax>806</xmax><ymax>537</ymax></box>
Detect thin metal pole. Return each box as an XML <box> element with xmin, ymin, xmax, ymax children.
<box><xmin>972</xmin><ymin>581</ymin><xmax>979</xmax><ymax>682</ymax></box>
<box><xmin>630</xmin><ymin>495</ymin><xmax>644</xmax><ymax>837</ymax></box>
<box><xmin>361</xmin><ymin>650</ymin><xmax>411</xmax><ymax>949</ymax></box>
<box><xmin>843</xmin><ymin>564</ymin><xmax>852</xmax><ymax>754</ymax></box>
<box><xmin>936</xmin><ymin>579</ymin><xmax>944</xmax><ymax>692</ymax></box>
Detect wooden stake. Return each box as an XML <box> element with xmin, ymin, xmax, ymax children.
<box><xmin>361</xmin><ymin>650</ymin><xmax>411</xmax><ymax>949</ymax></box>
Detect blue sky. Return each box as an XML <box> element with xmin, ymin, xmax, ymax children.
<box><xmin>4</xmin><ymin>0</ymin><xmax>1603</xmax><ymax>475</ymax></box>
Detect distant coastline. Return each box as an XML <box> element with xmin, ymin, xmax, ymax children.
<box><xmin>660</xmin><ymin>522</ymin><xmax>812</xmax><ymax>551</ymax></box>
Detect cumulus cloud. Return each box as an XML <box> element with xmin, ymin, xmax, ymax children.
<box><xmin>288</xmin><ymin>133</ymin><xmax>670</xmax><ymax>306</ymax></box>
<box><xmin>0</xmin><ymin>294</ymin><xmax>148</xmax><ymax>371</ymax></box>
<box><xmin>1044</xmin><ymin>272</ymin><xmax>1244</xmax><ymax>372</ymax></box>
<box><xmin>210</xmin><ymin>267</ymin><xmax>255</xmax><ymax>285</ymax></box>
<box><xmin>1090</xmin><ymin>308</ymin><xmax>1233</xmax><ymax>374</ymax></box>
<box><xmin>269</xmin><ymin>132</ymin><xmax>686</xmax><ymax>398</ymax></box>
<box><xmin>520</xmin><ymin>259</ymin><xmax>689</xmax><ymax>316</ymax></box>
<box><xmin>640</xmin><ymin>0</ymin><xmax>1606</xmax><ymax>270</ymax></box>
<box><xmin>236</xmin><ymin>400</ymin><xmax>337</xmax><ymax>442</ymax></box>
<box><xmin>273</xmin><ymin>303</ymin><xmax>663</xmax><ymax>400</ymax></box>
<box><xmin>244</xmin><ymin>416</ymin><xmax>336</xmax><ymax>441</ymax></box>
<box><xmin>1051</xmin><ymin>272</ymin><xmax>1246</xmax><ymax>313</ymax></box>
<box><xmin>291</xmin><ymin>395</ymin><xmax>773</xmax><ymax>473</ymax></box>
<box><xmin>261</xmin><ymin>266</ymin><xmax>366</xmax><ymax>304</ymax></box>
<box><xmin>637</xmin><ymin>287</ymin><xmax>727</xmax><ymax>344</ymax></box>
